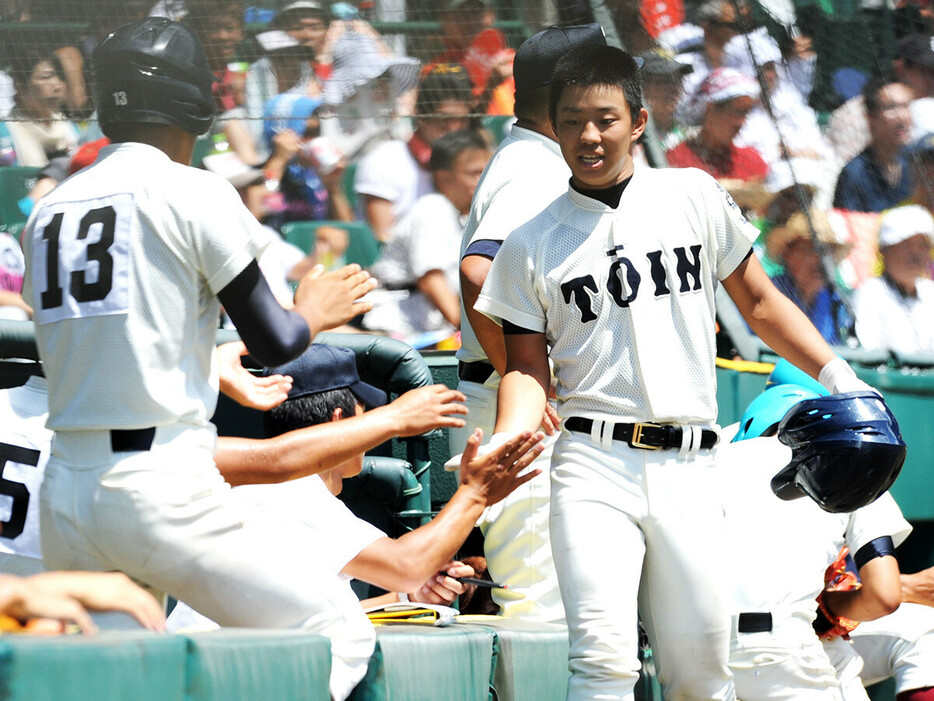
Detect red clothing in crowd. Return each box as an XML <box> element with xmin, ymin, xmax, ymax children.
<box><xmin>666</xmin><ymin>140</ymin><xmax>769</xmax><ymax>181</ymax></box>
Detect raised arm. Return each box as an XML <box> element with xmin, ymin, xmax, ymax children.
<box><xmin>216</xmin><ymin>385</ymin><xmax>467</xmax><ymax>486</ymax></box>
<box><xmin>341</xmin><ymin>428</ymin><xmax>544</xmax><ymax>592</ymax></box>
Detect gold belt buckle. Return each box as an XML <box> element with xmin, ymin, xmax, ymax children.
<box><xmin>630</xmin><ymin>422</ymin><xmax>662</xmax><ymax>450</ymax></box>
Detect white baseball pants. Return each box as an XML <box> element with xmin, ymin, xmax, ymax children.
<box><xmin>40</xmin><ymin>424</ymin><xmax>374</xmax><ymax>701</ymax></box>
<box><xmin>851</xmin><ymin>603</ymin><xmax>934</xmax><ymax>694</ymax></box>
<box><xmin>549</xmin><ymin>428</ymin><xmax>735</xmax><ymax>700</ymax></box>
<box><xmin>729</xmin><ymin>610</ymin><xmax>844</xmax><ymax>699</ymax></box>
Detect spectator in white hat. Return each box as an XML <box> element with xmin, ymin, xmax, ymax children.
<box><xmin>853</xmin><ymin>205</ymin><xmax>934</xmax><ymax>355</ymax></box>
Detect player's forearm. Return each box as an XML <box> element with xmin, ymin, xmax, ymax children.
<box><xmin>901</xmin><ymin>567</ymin><xmax>934</xmax><ymax>606</ymax></box>
<box><xmin>418</xmin><ymin>272</ymin><xmax>460</xmax><ymax>328</ymax></box>
<box><xmin>495</xmin><ymin>370</ymin><xmax>548</xmax><ymax>433</ymax></box>
<box><xmin>215</xmin><ymin>408</ymin><xmax>402</xmax><ymax>486</ymax></box>
<box><xmin>494</xmin><ymin>332</ymin><xmax>550</xmax><ymax>433</ymax></box>
<box><xmin>344</xmin><ymin>487</ymin><xmax>486</xmax><ymax>592</ymax></box>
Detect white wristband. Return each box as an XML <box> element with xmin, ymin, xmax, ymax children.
<box><xmin>818</xmin><ymin>357</ymin><xmax>876</xmax><ymax>395</ymax></box>
<box><xmin>398</xmin><ymin>592</ymin><xmax>410</xmax><ymax>603</ymax></box>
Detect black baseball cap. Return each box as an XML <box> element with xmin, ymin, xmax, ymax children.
<box><xmin>513</xmin><ymin>23</ymin><xmax>611</xmax><ymax>94</ymax></box>
<box><xmin>640</xmin><ymin>47</ymin><xmax>693</xmax><ymax>76</ymax></box>
<box><xmin>264</xmin><ymin>344</ymin><xmax>388</xmax><ymax>408</ymax></box>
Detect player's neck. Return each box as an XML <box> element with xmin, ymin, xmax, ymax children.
<box><xmin>112</xmin><ymin>125</ymin><xmax>197</xmax><ymax>165</ymax></box>
<box><xmin>570</xmin><ymin>174</ymin><xmax>633</xmax><ymax>208</ymax></box>
<box><xmin>514</xmin><ymin>116</ymin><xmax>556</xmax><ymax>141</ymax></box>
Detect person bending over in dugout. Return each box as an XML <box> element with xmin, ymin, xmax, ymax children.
<box><xmin>168</xmin><ymin>343</ymin><xmax>545</xmax><ymax>629</ymax></box>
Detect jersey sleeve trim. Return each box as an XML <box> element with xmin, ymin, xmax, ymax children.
<box><xmin>463</xmin><ymin>239</ymin><xmax>502</xmax><ymax>261</ymax></box>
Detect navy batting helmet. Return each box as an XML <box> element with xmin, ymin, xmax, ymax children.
<box><xmin>93</xmin><ymin>17</ymin><xmax>215</xmax><ymax>136</ymax></box>
<box><xmin>771</xmin><ymin>391</ymin><xmax>907</xmax><ymax>513</ymax></box>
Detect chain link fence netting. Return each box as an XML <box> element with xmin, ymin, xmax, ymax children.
<box><xmin>1</xmin><ymin>0</ymin><xmax>933</xmax><ymax>357</ymax></box>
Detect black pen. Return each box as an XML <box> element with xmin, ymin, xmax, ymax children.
<box><xmin>447</xmin><ymin>575</ymin><xmax>510</xmax><ymax>589</ymax></box>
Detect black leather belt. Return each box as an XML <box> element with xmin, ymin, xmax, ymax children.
<box><xmin>110</xmin><ymin>428</ymin><xmax>156</xmax><ymax>453</ymax></box>
<box><xmin>458</xmin><ymin>360</ymin><xmax>496</xmax><ymax>385</ymax></box>
<box><xmin>564</xmin><ymin>417</ymin><xmax>719</xmax><ymax>451</ymax></box>
<box><xmin>738</xmin><ymin>612</ymin><xmax>773</xmax><ymax>633</ymax></box>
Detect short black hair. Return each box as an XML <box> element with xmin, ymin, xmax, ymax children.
<box><xmin>548</xmin><ymin>44</ymin><xmax>643</xmax><ymax>127</ymax></box>
<box><xmin>514</xmin><ymin>84</ymin><xmax>550</xmax><ymax>123</ymax></box>
<box><xmin>863</xmin><ymin>73</ymin><xmax>903</xmax><ymax>116</ymax></box>
<box><xmin>428</xmin><ymin>128</ymin><xmax>489</xmax><ymax>171</ymax></box>
<box><xmin>416</xmin><ymin>64</ymin><xmax>474</xmax><ymax>116</ymax></box>
<box><xmin>263</xmin><ymin>387</ymin><xmax>358</xmax><ymax>437</ymax></box>
<box><xmin>6</xmin><ymin>44</ymin><xmax>65</xmax><ymax>88</ymax></box>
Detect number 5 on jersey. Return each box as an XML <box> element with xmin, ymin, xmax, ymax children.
<box><xmin>30</xmin><ymin>193</ymin><xmax>133</xmax><ymax>325</ymax></box>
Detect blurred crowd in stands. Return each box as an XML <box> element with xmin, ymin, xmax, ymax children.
<box><xmin>0</xmin><ymin>0</ymin><xmax>933</xmax><ymax>359</ymax></box>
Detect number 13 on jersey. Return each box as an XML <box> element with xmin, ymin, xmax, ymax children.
<box><xmin>29</xmin><ymin>193</ymin><xmax>133</xmax><ymax>325</ymax></box>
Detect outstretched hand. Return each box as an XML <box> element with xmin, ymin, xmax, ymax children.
<box><xmin>460</xmin><ymin>429</ymin><xmax>544</xmax><ymax>506</ymax></box>
<box><xmin>217</xmin><ymin>341</ymin><xmax>292</xmax><ymax>411</ymax></box>
<box><xmin>294</xmin><ymin>263</ymin><xmax>378</xmax><ymax>334</ymax></box>
<box><xmin>26</xmin><ymin>572</ymin><xmax>166</xmax><ymax>632</ymax></box>
<box><xmin>389</xmin><ymin>385</ymin><xmax>468</xmax><ymax>437</ymax></box>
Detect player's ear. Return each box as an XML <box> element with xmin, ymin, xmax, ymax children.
<box><xmin>631</xmin><ymin>108</ymin><xmax>649</xmax><ymax>140</ymax></box>
<box><xmin>330</xmin><ymin>407</ymin><xmax>343</xmax><ymax>422</ymax></box>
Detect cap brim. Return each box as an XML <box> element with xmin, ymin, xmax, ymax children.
<box><xmin>351</xmin><ymin>380</ymin><xmax>387</xmax><ymax>408</ymax></box>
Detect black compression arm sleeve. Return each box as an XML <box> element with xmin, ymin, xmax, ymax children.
<box><xmin>217</xmin><ymin>260</ymin><xmax>311</xmax><ymax>367</ymax></box>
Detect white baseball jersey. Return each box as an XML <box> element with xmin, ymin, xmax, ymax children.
<box><xmin>169</xmin><ymin>473</ymin><xmax>385</xmax><ymax>626</ymax></box>
<box><xmin>21</xmin><ymin>142</ymin><xmax>266</xmax><ymax>431</ymax></box>
<box><xmin>476</xmin><ymin>166</ymin><xmax>758</xmax><ymax>424</ymax></box>
<box><xmin>457</xmin><ymin>125</ymin><xmax>570</xmax><ymax>369</ymax></box>
<box><xmin>353</xmin><ymin>139</ymin><xmax>432</xmax><ymax>223</ymax></box>
<box><xmin>720</xmin><ymin>434</ymin><xmax>912</xmax><ymax>617</ymax></box>
<box><xmin>363</xmin><ymin>192</ymin><xmax>465</xmax><ymax>336</ymax></box>
<box><xmin>0</xmin><ymin>377</ymin><xmax>50</xmax><ymax>564</ymax></box>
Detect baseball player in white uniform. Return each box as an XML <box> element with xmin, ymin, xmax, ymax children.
<box><xmin>0</xmin><ymin>375</ymin><xmax>50</xmax><ymax>575</ymax></box>
<box><xmin>450</xmin><ymin>23</ymin><xmax>607</xmax><ymax>625</ymax></box>
<box><xmin>476</xmin><ymin>44</ymin><xmax>873</xmax><ymax>700</ymax></box>
<box><xmin>21</xmin><ymin>18</ymin><xmax>381</xmax><ymax>700</ymax></box>
<box><xmin>721</xmin><ymin>383</ymin><xmax>912</xmax><ymax>700</ymax></box>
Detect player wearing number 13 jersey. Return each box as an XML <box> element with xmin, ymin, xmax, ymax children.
<box><xmin>21</xmin><ymin>18</ymin><xmax>377</xmax><ymax>700</ymax></box>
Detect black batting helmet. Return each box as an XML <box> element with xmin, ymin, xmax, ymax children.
<box><xmin>771</xmin><ymin>391</ymin><xmax>907</xmax><ymax>513</ymax></box>
<box><xmin>92</xmin><ymin>17</ymin><xmax>215</xmax><ymax>136</ymax></box>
